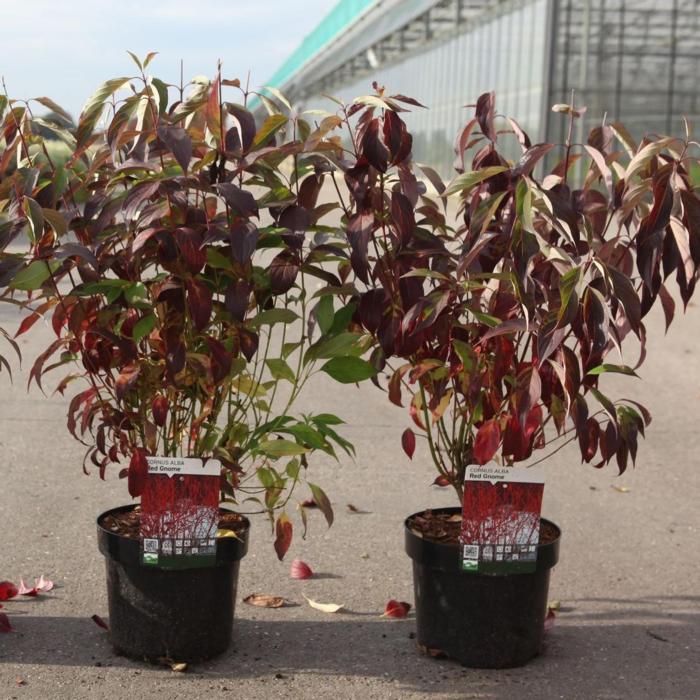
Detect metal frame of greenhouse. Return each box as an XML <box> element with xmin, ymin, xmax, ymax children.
<box><xmin>258</xmin><ymin>0</ymin><xmax>700</xmax><ymax>176</ymax></box>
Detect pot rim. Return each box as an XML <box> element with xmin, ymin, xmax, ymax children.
<box><xmin>404</xmin><ymin>505</ymin><xmax>560</xmax><ymax>573</ymax></box>
<box><xmin>97</xmin><ymin>503</ymin><xmax>250</xmax><ymax>568</ymax></box>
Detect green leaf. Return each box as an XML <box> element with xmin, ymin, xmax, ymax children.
<box><xmin>262</xmin><ymin>86</ymin><xmax>292</xmax><ymax>111</ymax></box>
<box><xmin>316</xmin><ymin>295</ymin><xmax>334</xmax><ymax>334</ymax></box>
<box><xmin>444</xmin><ymin>166</ymin><xmax>508</xmax><ymax>196</ymax></box>
<box><xmin>77</xmin><ymin>77</ymin><xmax>131</xmax><ymax>146</ymax></box>
<box><xmin>10</xmin><ymin>260</ymin><xmax>59</xmax><ymax>290</ymax></box>
<box><xmin>22</xmin><ymin>197</ymin><xmax>44</xmax><ymax>242</ymax></box>
<box><xmin>248</xmin><ymin>308</ymin><xmax>299</xmax><ymax>327</ymax></box>
<box><xmin>125</xmin><ymin>282</ymin><xmax>150</xmax><ymax>308</ymax></box>
<box><xmin>557</xmin><ymin>267</ymin><xmax>581</xmax><ymax>323</ymax></box>
<box><xmin>320</xmin><ymin>357</ymin><xmax>378</xmax><ymax>384</ymax></box>
<box><xmin>305</xmin><ymin>332</ymin><xmax>363</xmax><ymax>364</ymax></box>
<box><xmin>258</xmin><ymin>439</ymin><xmax>310</xmax><ymax>458</ymax></box>
<box><xmin>265</xmin><ymin>358</ymin><xmax>295</xmax><ymax>383</ymax></box>
<box><xmin>587</xmin><ymin>364</ymin><xmax>638</xmax><ymax>377</ymax></box>
<box><xmin>252</xmin><ymin>114</ymin><xmax>287</xmax><ymax>149</ymax></box>
<box><xmin>133</xmin><ymin>314</ymin><xmax>157</xmax><ymax>343</ymax></box>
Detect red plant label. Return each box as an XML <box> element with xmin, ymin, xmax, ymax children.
<box><xmin>140</xmin><ymin>457</ymin><xmax>220</xmax><ymax>569</ymax></box>
<box><xmin>459</xmin><ymin>465</ymin><xmax>544</xmax><ymax>574</ymax></box>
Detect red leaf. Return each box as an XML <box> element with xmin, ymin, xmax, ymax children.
<box><xmin>433</xmin><ymin>475</ymin><xmax>451</xmax><ymax>487</ymax></box>
<box><xmin>127</xmin><ymin>448</ymin><xmax>149</xmax><ymax>498</ymax></box>
<box><xmin>274</xmin><ymin>513</ymin><xmax>293</xmax><ymax>561</ymax></box>
<box><xmin>0</xmin><ymin>582</ymin><xmax>18</xmax><ymax>601</ymax></box>
<box><xmin>0</xmin><ymin>612</ymin><xmax>12</xmax><ymax>633</ymax></box>
<box><xmin>91</xmin><ymin>614</ymin><xmax>109</xmax><ymax>631</ymax></box>
<box><xmin>401</xmin><ymin>428</ymin><xmax>416</xmax><ymax>459</ymax></box>
<box><xmin>269</xmin><ymin>250</ymin><xmax>300</xmax><ymax>295</ymax></box>
<box><xmin>361</xmin><ymin>118</ymin><xmax>388</xmax><ymax>173</ymax></box>
<box><xmin>382</xmin><ymin>600</ymin><xmax>411</xmax><ymax>618</ymax></box>
<box><xmin>290</xmin><ymin>559</ymin><xmax>313</xmax><ymax>580</ymax></box>
<box><xmin>474</xmin><ymin>419</ymin><xmax>501</xmax><ymax>465</ymax></box>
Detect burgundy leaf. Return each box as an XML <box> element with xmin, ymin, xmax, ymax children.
<box><xmin>360</xmin><ymin>118</ymin><xmax>388</xmax><ymax>173</ymax></box>
<box><xmin>186</xmin><ymin>279</ymin><xmax>213</xmax><ymax>331</ymax></box>
<box><xmin>239</xmin><ymin>328</ymin><xmax>259</xmax><ymax>362</ymax></box>
<box><xmin>475</xmin><ymin>92</ymin><xmax>496</xmax><ymax>141</ymax></box>
<box><xmin>290</xmin><ymin>559</ymin><xmax>313</xmax><ymax>580</ymax></box>
<box><xmin>273</xmin><ymin>513</ymin><xmax>293</xmax><ymax>561</ymax></box>
<box><xmin>115</xmin><ymin>363</ymin><xmax>140</xmax><ymax>400</ymax></box>
<box><xmin>91</xmin><ymin>614</ymin><xmax>109</xmax><ymax>631</ymax></box>
<box><xmin>152</xmin><ymin>395</ymin><xmax>169</xmax><ymax>427</ymax></box>
<box><xmin>401</xmin><ymin>427</ymin><xmax>416</xmax><ymax>459</ymax></box>
<box><xmin>217</xmin><ymin>183</ymin><xmax>258</xmax><ymax>218</ymax></box>
<box><xmin>391</xmin><ymin>191</ymin><xmax>415</xmax><ymax>244</ymax></box>
<box><xmin>127</xmin><ymin>448</ymin><xmax>149</xmax><ymax>498</ymax></box>
<box><xmin>157</xmin><ymin>124</ymin><xmax>192</xmax><ymax>173</ymax></box>
<box><xmin>474</xmin><ymin>419</ymin><xmax>501</xmax><ymax>465</ymax></box>
<box><xmin>269</xmin><ymin>251</ymin><xmax>299</xmax><ymax>295</ymax></box>
<box><xmin>0</xmin><ymin>613</ymin><xmax>12</xmax><ymax>633</ymax></box>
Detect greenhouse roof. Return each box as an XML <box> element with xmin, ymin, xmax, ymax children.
<box><xmin>265</xmin><ymin>0</ymin><xmax>377</xmax><ymax>89</ymax></box>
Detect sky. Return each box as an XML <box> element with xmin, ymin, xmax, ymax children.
<box><xmin>0</xmin><ymin>0</ymin><xmax>335</xmax><ymax>120</ymax></box>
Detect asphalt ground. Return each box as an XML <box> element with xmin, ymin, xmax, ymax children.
<box><xmin>0</xmin><ymin>281</ymin><xmax>699</xmax><ymax>700</ymax></box>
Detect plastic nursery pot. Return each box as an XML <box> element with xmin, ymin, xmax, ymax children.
<box><xmin>96</xmin><ymin>504</ymin><xmax>249</xmax><ymax>662</ymax></box>
<box><xmin>405</xmin><ymin>506</ymin><xmax>560</xmax><ymax>669</ymax></box>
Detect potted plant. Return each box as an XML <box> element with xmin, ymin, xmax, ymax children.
<box><xmin>1</xmin><ymin>57</ymin><xmax>375</xmax><ymax>662</ymax></box>
<box><xmin>329</xmin><ymin>88</ymin><xmax>700</xmax><ymax>667</ymax></box>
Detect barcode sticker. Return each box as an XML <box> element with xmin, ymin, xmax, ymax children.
<box><xmin>463</xmin><ymin>544</ymin><xmax>479</xmax><ymax>560</ymax></box>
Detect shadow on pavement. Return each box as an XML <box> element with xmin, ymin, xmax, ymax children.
<box><xmin>1</xmin><ymin>596</ymin><xmax>698</xmax><ymax>698</ymax></box>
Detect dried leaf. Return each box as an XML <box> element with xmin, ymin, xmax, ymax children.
<box><xmin>548</xmin><ymin>600</ymin><xmax>561</xmax><ymax>611</ymax></box>
<box><xmin>290</xmin><ymin>559</ymin><xmax>314</xmax><ymax>580</ymax></box>
<box><xmin>382</xmin><ymin>600</ymin><xmax>411</xmax><ymax>618</ymax></box>
<box><xmin>243</xmin><ymin>593</ymin><xmax>288</xmax><ymax>608</ymax></box>
<box><xmin>611</xmin><ymin>485</ymin><xmax>631</xmax><ymax>493</ymax></box>
<box><xmin>346</xmin><ymin>503</ymin><xmax>360</xmax><ymax>513</ymax></box>
<box><xmin>303</xmin><ymin>594</ymin><xmax>344</xmax><ymax>614</ymax></box>
<box><xmin>17</xmin><ymin>579</ymin><xmax>37</xmax><ymax>596</ymax></box>
<box><xmin>171</xmin><ymin>662</ymin><xmax>188</xmax><ymax>673</ymax></box>
<box><xmin>34</xmin><ymin>575</ymin><xmax>54</xmax><ymax>592</ymax></box>
<box><xmin>216</xmin><ymin>529</ymin><xmax>240</xmax><ymax>539</ymax></box>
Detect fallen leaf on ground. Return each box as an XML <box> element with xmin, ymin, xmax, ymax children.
<box><xmin>34</xmin><ymin>575</ymin><xmax>54</xmax><ymax>592</ymax></box>
<box><xmin>91</xmin><ymin>614</ymin><xmax>109</xmax><ymax>631</ymax></box>
<box><xmin>382</xmin><ymin>600</ymin><xmax>411</xmax><ymax>618</ymax></box>
<box><xmin>15</xmin><ymin>677</ymin><xmax>26</xmax><ymax>686</ymax></box>
<box><xmin>346</xmin><ymin>503</ymin><xmax>359</xmax><ymax>513</ymax></box>
<box><xmin>0</xmin><ymin>613</ymin><xmax>13</xmax><ymax>633</ymax></box>
<box><xmin>243</xmin><ymin>593</ymin><xmax>288</xmax><ymax>608</ymax></box>
<box><xmin>611</xmin><ymin>485</ymin><xmax>631</xmax><ymax>493</ymax></box>
<box><xmin>646</xmin><ymin>629</ymin><xmax>669</xmax><ymax>642</ymax></box>
<box><xmin>303</xmin><ymin>594</ymin><xmax>344</xmax><ymax>614</ymax></box>
<box><xmin>290</xmin><ymin>559</ymin><xmax>313</xmax><ymax>580</ymax></box>
<box><xmin>0</xmin><ymin>581</ymin><xmax>18</xmax><ymax>601</ymax></box>
<box><xmin>301</xmin><ymin>498</ymin><xmax>318</xmax><ymax>508</ymax></box>
<box><xmin>17</xmin><ymin>579</ymin><xmax>37</xmax><ymax>596</ymax></box>
<box><xmin>544</xmin><ymin>608</ymin><xmax>555</xmax><ymax>633</ymax></box>
<box><xmin>548</xmin><ymin>600</ymin><xmax>561</xmax><ymax>611</ymax></box>
<box><xmin>417</xmin><ymin>643</ymin><xmax>447</xmax><ymax>658</ymax></box>
<box><xmin>171</xmin><ymin>662</ymin><xmax>188</xmax><ymax>672</ymax></box>
<box><xmin>446</xmin><ymin>514</ymin><xmax>462</xmax><ymax>523</ymax></box>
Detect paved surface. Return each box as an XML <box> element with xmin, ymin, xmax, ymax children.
<box><xmin>1</xmin><ymin>289</ymin><xmax>699</xmax><ymax>700</ymax></box>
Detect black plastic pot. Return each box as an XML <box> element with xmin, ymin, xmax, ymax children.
<box><xmin>97</xmin><ymin>504</ymin><xmax>249</xmax><ymax>662</ymax></box>
<box><xmin>405</xmin><ymin>506</ymin><xmax>560</xmax><ymax>669</ymax></box>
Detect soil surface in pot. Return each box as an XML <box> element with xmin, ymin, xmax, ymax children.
<box><xmin>100</xmin><ymin>507</ymin><xmax>248</xmax><ymax>539</ymax></box>
<box><xmin>408</xmin><ymin>510</ymin><xmax>558</xmax><ymax>545</ymax></box>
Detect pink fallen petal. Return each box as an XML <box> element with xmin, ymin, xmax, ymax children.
<box><xmin>34</xmin><ymin>575</ymin><xmax>54</xmax><ymax>592</ymax></box>
<box><xmin>544</xmin><ymin>608</ymin><xmax>556</xmax><ymax>634</ymax></box>
<box><xmin>91</xmin><ymin>614</ymin><xmax>109</xmax><ymax>631</ymax></box>
<box><xmin>0</xmin><ymin>581</ymin><xmax>18</xmax><ymax>601</ymax></box>
<box><xmin>382</xmin><ymin>599</ymin><xmax>412</xmax><ymax>618</ymax></box>
<box><xmin>17</xmin><ymin>579</ymin><xmax>37</xmax><ymax>597</ymax></box>
<box><xmin>0</xmin><ymin>612</ymin><xmax>12</xmax><ymax>633</ymax></box>
<box><xmin>290</xmin><ymin>559</ymin><xmax>314</xmax><ymax>580</ymax></box>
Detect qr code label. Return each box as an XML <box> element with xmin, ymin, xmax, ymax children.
<box><xmin>463</xmin><ymin>544</ymin><xmax>479</xmax><ymax>560</ymax></box>
<box><xmin>143</xmin><ymin>538</ymin><xmax>159</xmax><ymax>553</ymax></box>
